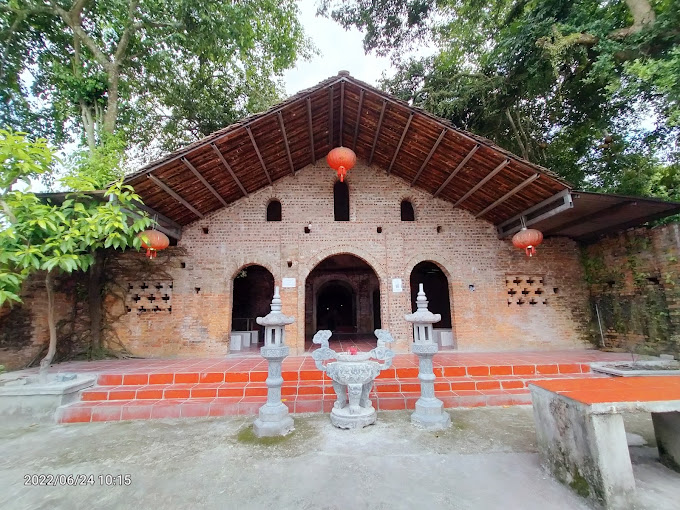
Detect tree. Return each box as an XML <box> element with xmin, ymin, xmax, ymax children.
<box><xmin>0</xmin><ymin>129</ymin><xmax>151</xmax><ymax>370</ymax></box>
<box><xmin>1</xmin><ymin>0</ymin><xmax>309</xmax><ymax>157</ymax></box>
<box><xmin>321</xmin><ymin>0</ymin><xmax>680</xmax><ymax>196</ymax></box>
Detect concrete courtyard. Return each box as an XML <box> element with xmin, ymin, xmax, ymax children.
<box><xmin>1</xmin><ymin>407</ymin><xmax>678</xmax><ymax>510</ymax></box>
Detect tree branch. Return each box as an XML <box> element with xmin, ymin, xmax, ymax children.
<box><xmin>47</xmin><ymin>0</ymin><xmax>111</xmax><ymax>69</ymax></box>
<box><xmin>611</xmin><ymin>0</ymin><xmax>656</xmax><ymax>40</ymax></box>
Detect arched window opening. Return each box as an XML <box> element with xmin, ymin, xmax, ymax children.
<box><xmin>401</xmin><ymin>200</ymin><xmax>415</xmax><ymax>221</ymax></box>
<box><xmin>334</xmin><ymin>181</ymin><xmax>350</xmax><ymax>221</ymax></box>
<box><xmin>266</xmin><ymin>200</ymin><xmax>282</xmax><ymax>221</ymax></box>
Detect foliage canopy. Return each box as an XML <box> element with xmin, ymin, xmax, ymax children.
<box><xmin>321</xmin><ymin>0</ymin><xmax>680</xmax><ymax>199</ymax></box>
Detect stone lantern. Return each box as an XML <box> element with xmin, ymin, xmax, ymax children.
<box><xmin>253</xmin><ymin>286</ymin><xmax>295</xmax><ymax>437</ymax></box>
<box><xmin>404</xmin><ymin>284</ymin><xmax>451</xmax><ymax>430</ymax></box>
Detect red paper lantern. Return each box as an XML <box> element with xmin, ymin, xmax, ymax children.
<box><xmin>512</xmin><ymin>228</ymin><xmax>543</xmax><ymax>257</ymax></box>
<box><xmin>326</xmin><ymin>146</ymin><xmax>357</xmax><ymax>182</ymax></box>
<box><xmin>138</xmin><ymin>230</ymin><xmax>169</xmax><ymax>259</ymax></box>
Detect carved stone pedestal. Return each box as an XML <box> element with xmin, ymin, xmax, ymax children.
<box><xmin>410</xmin><ymin>343</ymin><xmax>451</xmax><ymax>430</ymax></box>
<box><xmin>253</xmin><ymin>345</ymin><xmax>294</xmax><ymax>437</ymax></box>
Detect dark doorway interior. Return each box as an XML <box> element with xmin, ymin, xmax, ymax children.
<box><xmin>317</xmin><ymin>281</ymin><xmax>354</xmax><ymax>331</ymax></box>
<box><xmin>231</xmin><ymin>265</ymin><xmax>275</xmax><ymax>338</ymax></box>
<box><xmin>409</xmin><ymin>261</ymin><xmax>452</xmax><ymax>329</ymax></box>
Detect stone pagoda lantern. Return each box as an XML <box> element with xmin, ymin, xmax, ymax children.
<box><xmin>253</xmin><ymin>286</ymin><xmax>295</xmax><ymax>437</ymax></box>
<box><xmin>405</xmin><ymin>284</ymin><xmax>451</xmax><ymax>430</ymax></box>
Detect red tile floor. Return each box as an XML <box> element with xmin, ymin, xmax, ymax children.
<box><xmin>37</xmin><ymin>350</ymin><xmax>631</xmax><ymax>424</ymax></box>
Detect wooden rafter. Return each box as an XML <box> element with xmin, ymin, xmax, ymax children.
<box><xmin>433</xmin><ymin>144</ymin><xmax>480</xmax><ymax>198</ymax></box>
<box><xmin>277</xmin><ymin>112</ymin><xmax>295</xmax><ymax>176</ymax></box>
<box><xmin>148</xmin><ymin>174</ymin><xmax>204</xmax><ymax>219</ymax></box>
<box><xmin>328</xmin><ymin>86</ymin><xmax>334</xmax><ymax>146</ymax></box>
<box><xmin>246</xmin><ymin>126</ymin><xmax>272</xmax><ymax>185</ymax></box>
<box><xmin>453</xmin><ymin>159</ymin><xmax>510</xmax><ymax>208</ymax></box>
<box><xmin>387</xmin><ymin>112</ymin><xmax>414</xmax><ymax>175</ymax></box>
<box><xmin>368</xmin><ymin>101</ymin><xmax>387</xmax><ymax>165</ymax></box>
<box><xmin>411</xmin><ymin>129</ymin><xmax>446</xmax><ymax>186</ymax></box>
<box><xmin>210</xmin><ymin>144</ymin><xmax>248</xmax><ymax>197</ymax></box>
<box><xmin>339</xmin><ymin>81</ymin><xmax>345</xmax><ymax>147</ymax></box>
<box><xmin>181</xmin><ymin>157</ymin><xmax>228</xmax><ymax>207</ymax></box>
<box><xmin>352</xmin><ymin>89</ymin><xmax>365</xmax><ymax>152</ymax></box>
<box><xmin>306</xmin><ymin>97</ymin><xmax>316</xmax><ymax>164</ymax></box>
<box><xmin>475</xmin><ymin>173</ymin><xmax>540</xmax><ymax>218</ymax></box>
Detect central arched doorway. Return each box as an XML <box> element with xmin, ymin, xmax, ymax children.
<box><xmin>305</xmin><ymin>254</ymin><xmax>380</xmax><ymax>351</ymax></box>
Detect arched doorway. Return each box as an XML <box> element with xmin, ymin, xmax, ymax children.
<box><xmin>305</xmin><ymin>254</ymin><xmax>380</xmax><ymax>350</ymax></box>
<box><xmin>231</xmin><ymin>265</ymin><xmax>274</xmax><ymax>352</ymax></box>
<box><xmin>409</xmin><ymin>261</ymin><xmax>455</xmax><ymax>349</ymax></box>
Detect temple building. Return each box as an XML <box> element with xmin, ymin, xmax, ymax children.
<box><xmin>2</xmin><ymin>72</ymin><xmax>680</xmax><ymax>368</ymax></box>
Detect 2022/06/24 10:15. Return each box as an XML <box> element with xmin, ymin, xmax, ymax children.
<box><xmin>24</xmin><ymin>474</ymin><xmax>132</xmax><ymax>486</ymax></box>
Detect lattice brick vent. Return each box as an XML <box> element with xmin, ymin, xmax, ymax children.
<box><xmin>125</xmin><ymin>281</ymin><xmax>173</xmax><ymax>313</ymax></box>
<box><xmin>505</xmin><ymin>275</ymin><xmax>549</xmax><ymax>306</ymax></box>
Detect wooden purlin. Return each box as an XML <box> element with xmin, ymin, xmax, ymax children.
<box><xmin>453</xmin><ymin>159</ymin><xmax>510</xmax><ymax>208</ymax></box>
<box><xmin>277</xmin><ymin>112</ymin><xmax>296</xmax><ymax>176</ymax></box>
<box><xmin>433</xmin><ymin>145</ymin><xmax>480</xmax><ymax>198</ymax></box>
<box><xmin>411</xmin><ymin>128</ymin><xmax>447</xmax><ymax>187</ymax></box>
<box><xmin>181</xmin><ymin>157</ymin><xmax>228</xmax><ymax>208</ymax></box>
<box><xmin>387</xmin><ymin>112</ymin><xmax>414</xmax><ymax>175</ymax></box>
<box><xmin>246</xmin><ymin>126</ymin><xmax>272</xmax><ymax>185</ymax></box>
<box><xmin>211</xmin><ymin>144</ymin><xmax>248</xmax><ymax>197</ymax></box>
<box><xmin>352</xmin><ymin>89</ymin><xmax>365</xmax><ymax>152</ymax></box>
<box><xmin>368</xmin><ymin>101</ymin><xmax>387</xmax><ymax>165</ymax></box>
<box><xmin>148</xmin><ymin>174</ymin><xmax>204</xmax><ymax>219</ymax></box>
<box><xmin>306</xmin><ymin>97</ymin><xmax>316</xmax><ymax>164</ymax></box>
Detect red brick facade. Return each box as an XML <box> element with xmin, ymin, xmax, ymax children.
<box><xmin>1</xmin><ymin>162</ymin><xmax>595</xmax><ymax>368</ymax></box>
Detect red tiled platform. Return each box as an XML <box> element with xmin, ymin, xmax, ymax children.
<box><xmin>44</xmin><ymin>350</ymin><xmax>630</xmax><ymax>424</ymax></box>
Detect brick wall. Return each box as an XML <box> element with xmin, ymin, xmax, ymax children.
<box><xmin>1</xmin><ymin>161</ymin><xmax>595</xmax><ymax>364</ymax></box>
<box><xmin>583</xmin><ymin>223</ymin><xmax>680</xmax><ymax>356</ymax></box>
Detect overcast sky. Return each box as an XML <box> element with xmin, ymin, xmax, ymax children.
<box><xmin>282</xmin><ymin>1</ymin><xmax>394</xmax><ymax>95</ymax></box>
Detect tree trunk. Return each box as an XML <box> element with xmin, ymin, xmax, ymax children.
<box><xmin>88</xmin><ymin>251</ymin><xmax>104</xmax><ymax>356</ymax></box>
<box><xmin>103</xmin><ymin>65</ymin><xmax>120</xmax><ymax>134</ymax></box>
<box><xmin>39</xmin><ymin>271</ymin><xmax>57</xmax><ymax>375</ymax></box>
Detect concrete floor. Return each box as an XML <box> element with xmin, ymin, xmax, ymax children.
<box><xmin>1</xmin><ymin>407</ymin><xmax>678</xmax><ymax>510</ymax></box>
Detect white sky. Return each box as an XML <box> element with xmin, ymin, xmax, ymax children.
<box><xmin>282</xmin><ymin>0</ymin><xmax>394</xmax><ymax>95</ymax></box>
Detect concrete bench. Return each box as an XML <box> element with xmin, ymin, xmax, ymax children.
<box><xmin>529</xmin><ymin>376</ymin><xmax>680</xmax><ymax>510</ymax></box>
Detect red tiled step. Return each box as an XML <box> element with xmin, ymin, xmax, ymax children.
<box><xmin>56</xmin><ymin>388</ymin><xmax>534</xmax><ymax>424</ymax></box>
<box><xmin>96</xmin><ymin>362</ymin><xmax>592</xmax><ymax>387</ymax></box>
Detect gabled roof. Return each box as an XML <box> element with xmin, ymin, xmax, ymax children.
<box><xmin>124</xmin><ymin>72</ymin><xmax>680</xmax><ymax>239</ymax></box>
<box><xmin>125</xmin><ymin>72</ymin><xmax>571</xmax><ymax>226</ymax></box>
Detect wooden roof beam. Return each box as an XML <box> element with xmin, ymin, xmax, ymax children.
<box><xmin>433</xmin><ymin>144</ymin><xmax>480</xmax><ymax>198</ymax></box>
<box><xmin>339</xmin><ymin>81</ymin><xmax>345</xmax><ymax>147</ymax></box>
<box><xmin>328</xmin><ymin>86</ymin><xmax>334</xmax><ymax>146</ymax></box>
<box><xmin>387</xmin><ymin>112</ymin><xmax>414</xmax><ymax>175</ymax></box>
<box><xmin>245</xmin><ymin>126</ymin><xmax>272</xmax><ymax>185</ymax></box>
<box><xmin>352</xmin><ymin>89</ymin><xmax>365</xmax><ymax>152</ymax></box>
<box><xmin>181</xmin><ymin>157</ymin><xmax>228</xmax><ymax>208</ymax></box>
<box><xmin>148</xmin><ymin>174</ymin><xmax>204</xmax><ymax>219</ymax></box>
<box><xmin>277</xmin><ymin>112</ymin><xmax>296</xmax><ymax>176</ymax></box>
<box><xmin>368</xmin><ymin>101</ymin><xmax>387</xmax><ymax>165</ymax></box>
<box><xmin>453</xmin><ymin>159</ymin><xmax>510</xmax><ymax>208</ymax></box>
<box><xmin>211</xmin><ymin>144</ymin><xmax>248</xmax><ymax>198</ymax></box>
<box><xmin>411</xmin><ymin>128</ymin><xmax>446</xmax><ymax>186</ymax></box>
<box><xmin>306</xmin><ymin>97</ymin><xmax>316</xmax><ymax>165</ymax></box>
<box><xmin>543</xmin><ymin>200</ymin><xmax>635</xmax><ymax>236</ymax></box>
<box><xmin>475</xmin><ymin>173</ymin><xmax>540</xmax><ymax>219</ymax></box>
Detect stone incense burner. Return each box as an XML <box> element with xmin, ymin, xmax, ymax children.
<box><xmin>312</xmin><ymin>329</ymin><xmax>395</xmax><ymax>429</ymax></box>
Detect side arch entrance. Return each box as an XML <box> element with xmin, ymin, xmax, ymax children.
<box><xmin>231</xmin><ymin>264</ymin><xmax>274</xmax><ymax>352</ymax></box>
<box><xmin>409</xmin><ymin>261</ymin><xmax>455</xmax><ymax>349</ymax></box>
